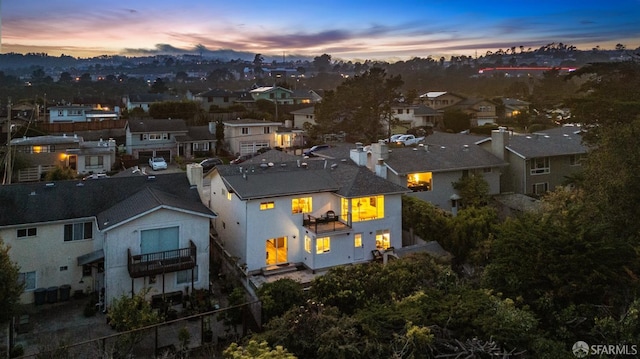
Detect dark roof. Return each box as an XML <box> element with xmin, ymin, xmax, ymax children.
<box><xmin>0</xmin><ymin>173</ymin><xmax>215</xmax><ymax>227</ymax></box>
<box><xmin>195</xmin><ymin>88</ymin><xmax>235</xmax><ymax>97</ymax></box>
<box><xmin>127</xmin><ymin>118</ymin><xmax>188</xmax><ymax>133</ymax></box>
<box><xmin>215</xmin><ymin>156</ymin><xmax>408</xmax><ymax>200</ymax></box>
<box><xmin>384</xmin><ymin>144</ymin><xmax>507</xmax><ymax>175</ymax></box>
<box><xmin>413</xmin><ymin>104</ymin><xmax>440</xmax><ymax>116</ymax></box>
<box><xmin>127</xmin><ymin>93</ymin><xmax>167</xmax><ymax>103</ymax></box>
<box><xmin>505</xmin><ymin>132</ymin><xmax>587</xmax><ymax>159</ymax></box>
<box><xmin>175</xmin><ymin>126</ymin><xmax>217</xmax><ymax>142</ymax></box>
<box><xmin>424</xmin><ymin>131</ymin><xmax>487</xmax><ymax>146</ymax></box>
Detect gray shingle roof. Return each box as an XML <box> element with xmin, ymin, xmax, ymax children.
<box><xmin>505</xmin><ymin>132</ymin><xmax>587</xmax><ymax>159</ymax></box>
<box><xmin>127</xmin><ymin>119</ymin><xmax>188</xmax><ymax>133</ymax></box>
<box><xmin>384</xmin><ymin>144</ymin><xmax>507</xmax><ymax>175</ymax></box>
<box><xmin>0</xmin><ymin>173</ymin><xmax>215</xmax><ymax>227</ymax></box>
<box><xmin>215</xmin><ymin>158</ymin><xmax>408</xmax><ymax>200</ymax></box>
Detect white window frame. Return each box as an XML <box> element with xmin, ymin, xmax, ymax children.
<box><xmin>316</xmin><ymin>237</ymin><xmax>330</xmax><ymax>254</ymax></box>
<box><xmin>533</xmin><ymin>182</ymin><xmax>549</xmax><ymax>195</ymax></box>
<box><xmin>530</xmin><ymin>157</ymin><xmax>550</xmax><ymax>175</ymax></box>
<box><xmin>18</xmin><ymin>271</ymin><xmax>36</xmax><ymax>291</ymax></box>
<box><xmin>64</xmin><ymin>222</ymin><xmax>93</xmax><ymax>241</ymax></box>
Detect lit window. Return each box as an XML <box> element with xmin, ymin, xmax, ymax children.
<box><xmin>351</xmin><ymin>196</ymin><xmax>385</xmax><ymax>222</ymax></box>
<box><xmin>530</xmin><ymin>157</ymin><xmax>550</xmax><ymax>174</ymax></box>
<box><xmin>304</xmin><ymin>235</ymin><xmax>311</xmax><ymax>253</ymax></box>
<box><xmin>260</xmin><ymin>202</ymin><xmax>275</xmax><ymax>210</ymax></box>
<box><xmin>354</xmin><ymin>233</ymin><xmax>362</xmax><ymax>248</ymax></box>
<box><xmin>18</xmin><ymin>271</ymin><xmax>36</xmax><ymax>291</ymax></box>
<box><xmin>292</xmin><ymin>197</ymin><xmax>312</xmax><ymax>214</ymax></box>
<box><xmin>17</xmin><ymin>227</ymin><xmax>37</xmax><ymax>238</ymax></box>
<box><xmin>64</xmin><ymin>222</ymin><xmax>93</xmax><ymax>241</ymax></box>
<box><xmin>177</xmin><ymin>265</ymin><xmax>199</xmax><ymax>284</ymax></box>
<box><xmin>376</xmin><ymin>229</ymin><xmax>390</xmax><ymax>250</ymax></box>
<box><xmin>316</xmin><ymin>237</ymin><xmax>330</xmax><ymax>254</ymax></box>
<box><xmin>407</xmin><ymin>172</ymin><xmax>432</xmax><ymax>192</ymax></box>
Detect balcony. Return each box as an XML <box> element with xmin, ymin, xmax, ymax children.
<box><xmin>127</xmin><ymin>240</ymin><xmax>197</xmax><ymax>278</ymax></box>
<box><xmin>303</xmin><ymin>210</ymin><xmax>351</xmax><ymax>234</ymax></box>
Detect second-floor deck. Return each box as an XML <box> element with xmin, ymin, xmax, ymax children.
<box><xmin>127</xmin><ymin>240</ymin><xmax>197</xmax><ymax>278</ymax></box>
<box><xmin>303</xmin><ymin>211</ymin><xmax>351</xmax><ymax>234</ymax></box>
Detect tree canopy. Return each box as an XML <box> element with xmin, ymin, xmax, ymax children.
<box><xmin>314</xmin><ymin>67</ymin><xmax>403</xmax><ymax>143</ymax></box>
<box><xmin>0</xmin><ymin>237</ymin><xmax>23</xmax><ymax>325</ymax></box>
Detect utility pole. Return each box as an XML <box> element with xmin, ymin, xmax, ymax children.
<box><xmin>3</xmin><ymin>98</ymin><xmax>12</xmax><ymax>185</ymax></box>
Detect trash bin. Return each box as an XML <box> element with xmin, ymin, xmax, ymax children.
<box><xmin>46</xmin><ymin>286</ymin><xmax>58</xmax><ymax>304</ymax></box>
<box><xmin>34</xmin><ymin>288</ymin><xmax>46</xmax><ymax>305</ymax></box>
<box><xmin>59</xmin><ymin>285</ymin><xmax>71</xmax><ymax>301</ymax></box>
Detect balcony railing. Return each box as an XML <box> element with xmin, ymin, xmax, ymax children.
<box><xmin>127</xmin><ymin>240</ymin><xmax>197</xmax><ymax>278</ymax></box>
<box><xmin>303</xmin><ymin>211</ymin><xmax>352</xmax><ymax>234</ymax></box>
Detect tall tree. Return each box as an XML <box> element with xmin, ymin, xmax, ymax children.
<box><xmin>314</xmin><ymin>67</ymin><xmax>403</xmax><ymax>143</ymax></box>
<box><xmin>0</xmin><ymin>237</ymin><xmax>23</xmax><ymax>325</ymax></box>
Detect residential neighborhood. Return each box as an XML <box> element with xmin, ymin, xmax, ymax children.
<box><xmin>0</xmin><ymin>47</ymin><xmax>638</xmax><ymax>358</ymax></box>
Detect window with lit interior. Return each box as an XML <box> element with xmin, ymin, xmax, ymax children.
<box><xmin>376</xmin><ymin>229</ymin><xmax>391</xmax><ymax>250</ymax></box>
<box><xmin>292</xmin><ymin>197</ymin><xmax>312</xmax><ymax>214</ymax></box>
<box><xmin>407</xmin><ymin>172</ymin><xmax>432</xmax><ymax>192</ymax></box>
<box><xmin>316</xmin><ymin>237</ymin><xmax>330</xmax><ymax>254</ymax></box>
<box><xmin>349</xmin><ymin>196</ymin><xmax>384</xmax><ymax>222</ymax></box>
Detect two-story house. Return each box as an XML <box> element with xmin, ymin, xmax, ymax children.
<box><xmin>123</xmin><ymin>93</ymin><xmax>169</xmax><ymax>112</ymax></box>
<box><xmin>478</xmin><ymin>127</ymin><xmax>588</xmax><ymax>196</ymax></box>
<box><xmin>249</xmin><ymin>86</ymin><xmax>294</xmax><ymax>105</ymax></box>
<box><xmin>223</xmin><ymin>118</ymin><xmax>282</xmax><ymax>156</ymax></box>
<box><xmin>49</xmin><ymin>105</ymin><xmax>119</xmax><ymax>123</ymax></box>
<box><xmin>194</xmin><ymin>88</ymin><xmax>238</xmax><ymax>110</ymax></box>
<box><xmin>350</xmin><ymin>134</ymin><xmax>507</xmax><ymax>209</ymax></box>
<box><xmin>209</xmin><ymin>151</ymin><xmax>409</xmax><ymax>274</ymax></box>
<box><xmin>0</xmin><ymin>173</ymin><xmax>216</xmax><ymax>307</ymax></box>
<box><xmin>9</xmin><ymin>135</ymin><xmax>117</xmax><ymax>182</ymax></box>
<box><xmin>290</xmin><ymin>106</ymin><xmax>317</xmax><ymax>128</ymax></box>
<box><xmin>445</xmin><ymin>98</ymin><xmax>499</xmax><ymax>126</ymax></box>
<box><xmin>125</xmin><ymin>119</ymin><xmax>188</xmax><ymax>162</ymax></box>
<box><xmin>419</xmin><ymin>92</ymin><xmax>465</xmax><ymax>110</ymax></box>
<box><xmin>391</xmin><ymin>103</ymin><xmax>443</xmax><ymax>131</ymax></box>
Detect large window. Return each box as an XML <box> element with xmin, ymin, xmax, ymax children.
<box><xmin>177</xmin><ymin>265</ymin><xmax>199</xmax><ymax>284</ymax></box>
<box><xmin>376</xmin><ymin>229</ymin><xmax>391</xmax><ymax>250</ymax></box>
<box><xmin>18</xmin><ymin>271</ymin><xmax>36</xmax><ymax>291</ymax></box>
<box><xmin>64</xmin><ymin>222</ymin><xmax>93</xmax><ymax>241</ymax></box>
<box><xmin>141</xmin><ymin>226</ymin><xmax>179</xmax><ymax>254</ymax></box>
<box><xmin>316</xmin><ymin>237</ymin><xmax>330</xmax><ymax>254</ymax></box>
<box><xmin>530</xmin><ymin>157</ymin><xmax>550</xmax><ymax>174</ymax></box>
<box><xmin>148</xmin><ymin>133</ymin><xmax>167</xmax><ymax>140</ymax></box>
<box><xmin>407</xmin><ymin>172</ymin><xmax>432</xmax><ymax>192</ymax></box>
<box><xmin>351</xmin><ymin>196</ymin><xmax>385</xmax><ymax>222</ymax></box>
<box><xmin>570</xmin><ymin>154</ymin><xmax>584</xmax><ymax>166</ymax></box>
<box><xmin>17</xmin><ymin>227</ymin><xmax>37</xmax><ymax>238</ymax></box>
<box><xmin>292</xmin><ymin>197</ymin><xmax>312</xmax><ymax>214</ymax></box>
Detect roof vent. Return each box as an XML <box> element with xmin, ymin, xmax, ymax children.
<box><xmin>76</xmin><ymin>182</ymin><xmax>85</xmax><ymax>187</ymax></box>
<box><xmin>463</xmin><ymin>144</ymin><xmax>469</xmax><ymax>151</ymax></box>
<box><xmin>29</xmin><ymin>191</ymin><xmax>37</xmax><ymax>196</ymax></box>
<box><xmin>260</xmin><ymin>163</ymin><xmax>268</xmax><ymax>168</ymax></box>
<box><xmin>147</xmin><ymin>175</ymin><xmax>156</xmax><ymax>181</ymax></box>
<box><xmin>281</xmin><ymin>163</ymin><xmax>287</xmax><ymax>167</ymax></box>
<box><xmin>45</xmin><ymin>183</ymin><xmax>55</xmax><ymax>188</ymax></box>
<box><xmin>413</xmin><ymin>148</ymin><xmax>418</xmax><ymax>151</ymax></box>
<box><xmin>268</xmin><ymin>162</ymin><xmax>274</xmax><ymax>167</ymax></box>
<box><xmin>301</xmin><ymin>162</ymin><xmax>308</xmax><ymax>169</ymax></box>
<box><xmin>331</xmin><ymin>163</ymin><xmax>338</xmax><ymax>169</ymax></box>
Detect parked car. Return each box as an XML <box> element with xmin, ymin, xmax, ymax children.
<box><xmin>149</xmin><ymin>157</ymin><xmax>168</xmax><ymax>170</ymax></box>
<box><xmin>381</xmin><ymin>134</ymin><xmax>404</xmax><ymax>143</ymax></box>
<box><xmin>303</xmin><ymin>144</ymin><xmax>330</xmax><ymax>157</ymax></box>
<box><xmin>395</xmin><ymin>135</ymin><xmax>425</xmax><ymax>146</ymax></box>
<box><xmin>198</xmin><ymin>158</ymin><xmax>223</xmax><ymax>171</ymax></box>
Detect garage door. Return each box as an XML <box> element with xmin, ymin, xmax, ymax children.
<box><xmin>240</xmin><ymin>141</ymin><xmax>269</xmax><ymax>155</ymax></box>
<box><xmin>155</xmin><ymin>150</ymin><xmax>171</xmax><ymax>162</ymax></box>
<box><xmin>138</xmin><ymin>151</ymin><xmax>154</xmax><ymax>164</ymax></box>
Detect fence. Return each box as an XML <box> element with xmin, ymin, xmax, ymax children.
<box><xmin>16</xmin><ymin>301</ymin><xmax>260</xmax><ymax>359</ymax></box>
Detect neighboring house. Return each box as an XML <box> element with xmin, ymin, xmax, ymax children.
<box><xmin>209</xmin><ymin>150</ymin><xmax>408</xmax><ymax>274</ymax></box>
<box><xmin>391</xmin><ymin>103</ymin><xmax>443</xmax><ymax>130</ymax></box>
<box><xmin>501</xmin><ymin>98</ymin><xmax>531</xmax><ymax>118</ymax></box>
<box><xmin>418</xmin><ymin>91</ymin><xmax>465</xmax><ymax>110</ymax></box>
<box><xmin>478</xmin><ymin>127</ymin><xmax>588</xmax><ymax>196</ymax></box>
<box><xmin>290</xmin><ymin>106</ymin><xmax>317</xmax><ymax>128</ymax></box>
<box><xmin>125</xmin><ymin>118</ymin><xmax>188</xmax><ymax>162</ymax></box>
<box><xmin>274</xmin><ymin>126</ymin><xmax>305</xmax><ymax>149</ymax></box>
<box><xmin>445</xmin><ymin>98</ymin><xmax>498</xmax><ymax>126</ymax></box>
<box><xmin>123</xmin><ymin>93</ymin><xmax>168</xmax><ymax>112</ymax></box>
<box><xmin>223</xmin><ymin>118</ymin><xmax>282</xmax><ymax>156</ymax></box>
<box><xmin>49</xmin><ymin>105</ymin><xmax>119</xmax><ymax>123</ymax></box>
<box><xmin>290</xmin><ymin>89</ymin><xmax>323</xmax><ymax>105</ymax></box>
<box><xmin>0</xmin><ymin>173</ymin><xmax>216</xmax><ymax>307</ymax></box>
<box><xmin>10</xmin><ymin>135</ymin><xmax>117</xmax><ymax>181</ymax></box>
<box><xmin>194</xmin><ymin>88</ymin><xmax>238</xmax><ymax>110</ymax></box>
<box><xmin>174</xmin><ymin>123</ymin><xmax>218</xmax><ymax>158</ymax></box>
<box><xmin>249</xmin><ymin>86</ymin><xmax>294</xmax><ymax>105</ymax></box>
<box><xmin>350</xmin><ymin>138</ymin><xmax>507</xmax><ymax>209</ymax></box>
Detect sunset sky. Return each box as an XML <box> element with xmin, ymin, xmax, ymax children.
<box><xmin>2</xmin><ymin>0</ymin><xmax>640</xmax><ymax>61</ymax></box>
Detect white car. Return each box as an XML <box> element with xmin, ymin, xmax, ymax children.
<box><xmin>148</xmin><ymin>157</ymin><xmax>168</xmax><ymax>170</ymax></box>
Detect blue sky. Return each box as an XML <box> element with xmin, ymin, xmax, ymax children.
<box><xmin>2</xmin><ymin>0</ymin><xmax>639</xmax><ymax>61</ymax></box>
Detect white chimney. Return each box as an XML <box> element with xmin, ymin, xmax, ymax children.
<box><xmin>375</xmin><ymin>158</ymin><xmax>387</xmax><ymax>179</ymax></box>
